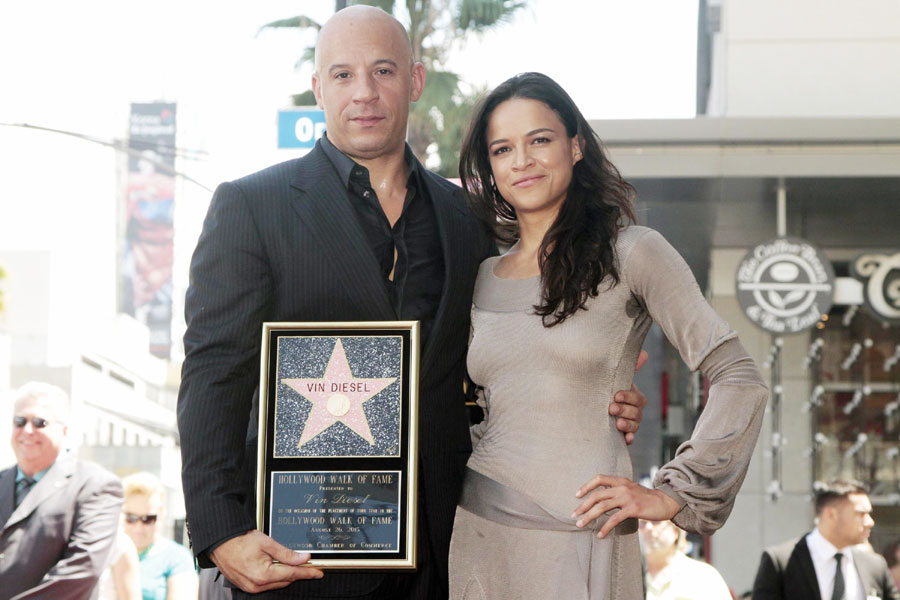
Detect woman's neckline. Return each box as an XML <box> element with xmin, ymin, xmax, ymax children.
<box><xmin>490</xmin><ymin>256</ymin><xmax>540</xmax><ymax>281</ymax></box>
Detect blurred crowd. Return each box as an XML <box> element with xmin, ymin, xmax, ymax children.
<box><xmin>1</xmin><ymin>382</ymin><xmax>220</xmax><ymax>600</ymax></box>
<box><xmin>5</xmin><ymin>380</ymin><xmax>900</xmax><ymax>599</ymax></box>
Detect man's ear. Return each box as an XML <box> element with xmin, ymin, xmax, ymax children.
<box><xmin>312</xmin><ymin>74</ymin><xmax>324</xmax><ymax>109</ymax></box>
<box><xmin>410</xmin><ymin>62</ymin><xmax>426</xmax><ymax>103</ymax></box>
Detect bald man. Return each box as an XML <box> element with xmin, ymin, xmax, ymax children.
<box><xmin>177</xmin><ymin>6</ymin><xmax>647</xmax><ymax>598</ymax></box>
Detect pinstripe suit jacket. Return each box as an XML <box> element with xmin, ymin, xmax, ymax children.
<box><xmin>177</xmin><ymin>141</ymin><xmax>494</xmax><ymax>597</ymax></box>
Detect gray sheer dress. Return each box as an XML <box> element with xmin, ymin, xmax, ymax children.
<box><xmin>448</xmin><ymin>226</ymin><xmax>768</xmax><ymax>600</ymax></box>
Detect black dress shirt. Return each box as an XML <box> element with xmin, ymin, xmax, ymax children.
<box><xmin>320</xmin><ymin>134</ymin><xmax>445</xmax><ymax>345</ymax></box>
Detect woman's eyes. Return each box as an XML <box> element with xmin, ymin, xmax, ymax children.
<box><xmin>490</xmin><ymin>137</ymin><xmax>552</xmax><ymax>156</ymax></box>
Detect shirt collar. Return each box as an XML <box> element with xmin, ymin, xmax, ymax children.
<box><xmin>809</xmin><ymin>526</ymin><xmax>853</xmax><ymax>557</ymax></box>
<box><xmin>319</xmin><ymin>133</ymin><xmax>420</xmax><ymax>190</ymax></box>
<box><xmin>16</xmin><ymin>461</ymin><xmax>54</xmax><ymax>484</ymax></box>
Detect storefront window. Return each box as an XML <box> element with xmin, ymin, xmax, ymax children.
<box><xmin>812</xmin><ymin>305</ymin><xmax>900</xmax><ymax>496</ymax></box>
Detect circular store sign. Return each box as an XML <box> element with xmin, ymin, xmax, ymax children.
<box><xmin>736</xmin><ymin>237</ymin><xmax>835</xmax><ymax>334</ymax></box>
<box><xmin>852</xmin><ymin>252</ymin><xmax>900</xmax><ymax>323</ymax></box>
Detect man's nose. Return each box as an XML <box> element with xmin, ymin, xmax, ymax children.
<box><xmin>353</xmin><ymin>75</ymin><xmax>379</xmax><ymax>102</ymax></box>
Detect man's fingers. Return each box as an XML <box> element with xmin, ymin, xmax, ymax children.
<box><xmin>263</xmin><ymin>537</ymin><xmax>311</xmax><ymax>566</ymax></box>
<box><xmin>212</xmin><ymin>530</ymin><xmax>324</xmax><ymax>593</ymax></box>
<box><xmin>240</xmin><ymin>575</ymin><xmax>295</xmax><ymax>594</ymax></box>
<box><xmin>613</xmin><ymin>389</ymin><xmax>647</xmax><ymax>412</ymax></box>
<box><xmin>615</xmin><ymin>413</ymin><xmax>640</xmax><ymax>431</ymax></box>
<box><xmin>236</xmin><ymin>561</ymin><xmax>324</xmax><ymax>593</ymax></box>
<box><xmin>268</xmin><ymin>562</ymin><xmax>324</xmax><ymax>583</ymax></box>
<box><xmin>611</xmin><ymin>394</ymin><xmax>644</xmax><ymax>439</ymax></box>
<box><xmin>261</xmin><ymin>541</ymin><xmax>324</xmax><ymax>581</ymax></box>
<box><xmin>635</xmin><ymin>349</ymin><xmax>648</xmax><ymax>373</ymax></box>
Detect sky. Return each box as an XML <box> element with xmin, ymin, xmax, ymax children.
<box><xmin>0</xmin><ymin>0</ymin><xmax>698</xmax><ymax>364</ymax></box>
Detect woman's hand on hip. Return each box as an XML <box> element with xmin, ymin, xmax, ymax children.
<box><xmin>572</xmin><ymin>474</ymin><xmax>680</xmax><ymax>539</ymax></box>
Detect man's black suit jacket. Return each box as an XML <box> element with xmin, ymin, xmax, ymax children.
<box><xmin>177</xmin><ymin>141</ymin><xmax>495</xmax><ymax>597</ymax></box>
<box><xmin>752</xmin><ymin>534</ymin><xmax>900</xmax><ymax>600</ymax></box>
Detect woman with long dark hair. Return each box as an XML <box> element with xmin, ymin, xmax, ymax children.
<box><xmin>448</xmin><ymin>72</ymin><xmax>768</xmax><ymax>599</ymax></box>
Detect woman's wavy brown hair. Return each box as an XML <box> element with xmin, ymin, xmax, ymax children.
<box><xmin>459</xmin><ymin>72</ymin><xmax>636</xmax><ymax>326</ymax></box>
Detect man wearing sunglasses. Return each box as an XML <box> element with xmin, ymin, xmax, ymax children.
<box><xmin>0</xmin><ymin>381</ymin><xmax>124</xmax><ymax>599</ymax></box>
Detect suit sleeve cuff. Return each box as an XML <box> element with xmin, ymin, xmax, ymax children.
<box><xmin>197</xmin><ymin>531</ymin><xmax>251</xmax><ymax>569</ymax></box>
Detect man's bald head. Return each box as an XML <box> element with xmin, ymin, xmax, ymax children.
<box><xmin>311</xmin><ymin>4</ymin><xmax>425</xmax><ymax>163</ymax></box>
<box><xmin>316</xmin><ymin>5</ymin><xmax>414</xmax><ymax>73</ymax></box>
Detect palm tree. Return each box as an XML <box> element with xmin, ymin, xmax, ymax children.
<box><xmin>261</xmin><ymin>0</ymin><xmax>527</xmax><ymax>177</ymax></box>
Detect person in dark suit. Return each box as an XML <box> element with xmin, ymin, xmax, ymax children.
<box><xmin>176</xmin><ymin>5</ymin><xmax>647</xmax><ymax>599</ymax></box>
<box><xmin>752</xmin><ymin>479</ymin><xmax>900</xmax><ymax>600</ymax></box>
<box><xmin>1</xmin><ymin>382</ymin><xmax>123</xmax><ymax>599</ymax></box>
<box><xmin>881</xmin><ymin>537</ymin><xmax>900</xmax><ymax>593</ymax></box>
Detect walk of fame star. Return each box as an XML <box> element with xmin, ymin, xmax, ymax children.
<box><xmin>282</xmin><ymin>338</ymin><xmax>396</xmax><ymax>448</ymax></box>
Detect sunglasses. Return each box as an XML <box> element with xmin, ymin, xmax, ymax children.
<box><xmin>13</xmin><ymin>416</ymin><xmax>52</xmax><ymax>429</ymax></box>
<box><xmin>124</xmin><ymin>513</ymin><xmax>158</xmax><ymax>525</ymax></box>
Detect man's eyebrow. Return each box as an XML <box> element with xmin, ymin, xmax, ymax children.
<box><xmin>372</xmin><ymin>59</ymin><xmax>399</xmax><ymax>69</ymax></box>
<box><xmin>327</xmin><ymin>59</ymin><xmax>399</xmax><ymax>74</ymax></box>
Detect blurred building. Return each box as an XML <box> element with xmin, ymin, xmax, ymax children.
<box><xmin>609</xmin><ymin>0</ymin><xmax>900</xmax><ymax>594</ymax></box>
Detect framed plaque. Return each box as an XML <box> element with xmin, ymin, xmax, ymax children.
<box><xmin>257</xmin><ymin>321</ymin><xmax>419</xmax><ymax>569</ymax></box>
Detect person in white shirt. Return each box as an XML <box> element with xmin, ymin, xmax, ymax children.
<box><xmin>640</xmin><ymin>519</ymin><xmax>732</xmax><ymax>600</ymax></box>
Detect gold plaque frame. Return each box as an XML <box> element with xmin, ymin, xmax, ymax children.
<box><xmin>257</xmin><ymin>321</ymin><xmax>419</xmax><ymax>569</ymax></box>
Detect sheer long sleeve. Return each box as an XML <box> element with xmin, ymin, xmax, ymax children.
<box><xmin>625</xmin><ymin>229</ymin><xmax>768</xmax><ymax>535</ymax></box>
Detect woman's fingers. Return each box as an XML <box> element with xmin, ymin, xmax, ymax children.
<box><xmin>573</xmin><ymin>496</ymin><xmax>619</xmax><ymax>527</ymax></box>
<box><xmin>575</xmin><ymin>474</ymin><xmax>628</xmax><ymax>499</ymax></box>
<box><xmin>572</xmin><ymin>477</ymin><xmax>632</xmax><ymax>524</ymax></box>
<box><xmin>597</xmin><ymin>507</ymin><xmax>633</xmax><ymax>539</ymax></box>
<box><xmin>572</xmin><ymin>476</ymin><xmax>682</xmax><ymax>537</ymax></box>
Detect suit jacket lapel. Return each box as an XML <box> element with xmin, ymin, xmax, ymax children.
<box><xmin>288</xmin><ymin>146</ymin><xmax>473</xmax><ymax>377</ymax></box>
<box><xmin>3</xmin><ymin>456</ymin><xmax>74</xmax><ymax>530</ymax></box>
<box><xmin>852</xmin><ymin>548</ymin><xmax>881</xmax><ymax>598</ymax></box>
<box><xmin>0</xmin><ymin>466</ymin><xmax>15</xmax><ymax>530</ymax></box>
<box><xmin>420</xmin><ymin>172</ymin><xmax>469</xmax><ymax>378</ymax></box>
<box><xmin>288</xmin><ymin>145</ymin><xmax>396</xmax><ymax>320</ymax></box>
<box><xmin>794</xmin><ymin>537</ymin><xmax>821</xmax><ymax>599</ymax></box>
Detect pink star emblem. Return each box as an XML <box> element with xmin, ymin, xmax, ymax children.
<box><xmin>282</xmin><ymin>339</ymin><xmax>396</xmax><ymax>448</ymax></box>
